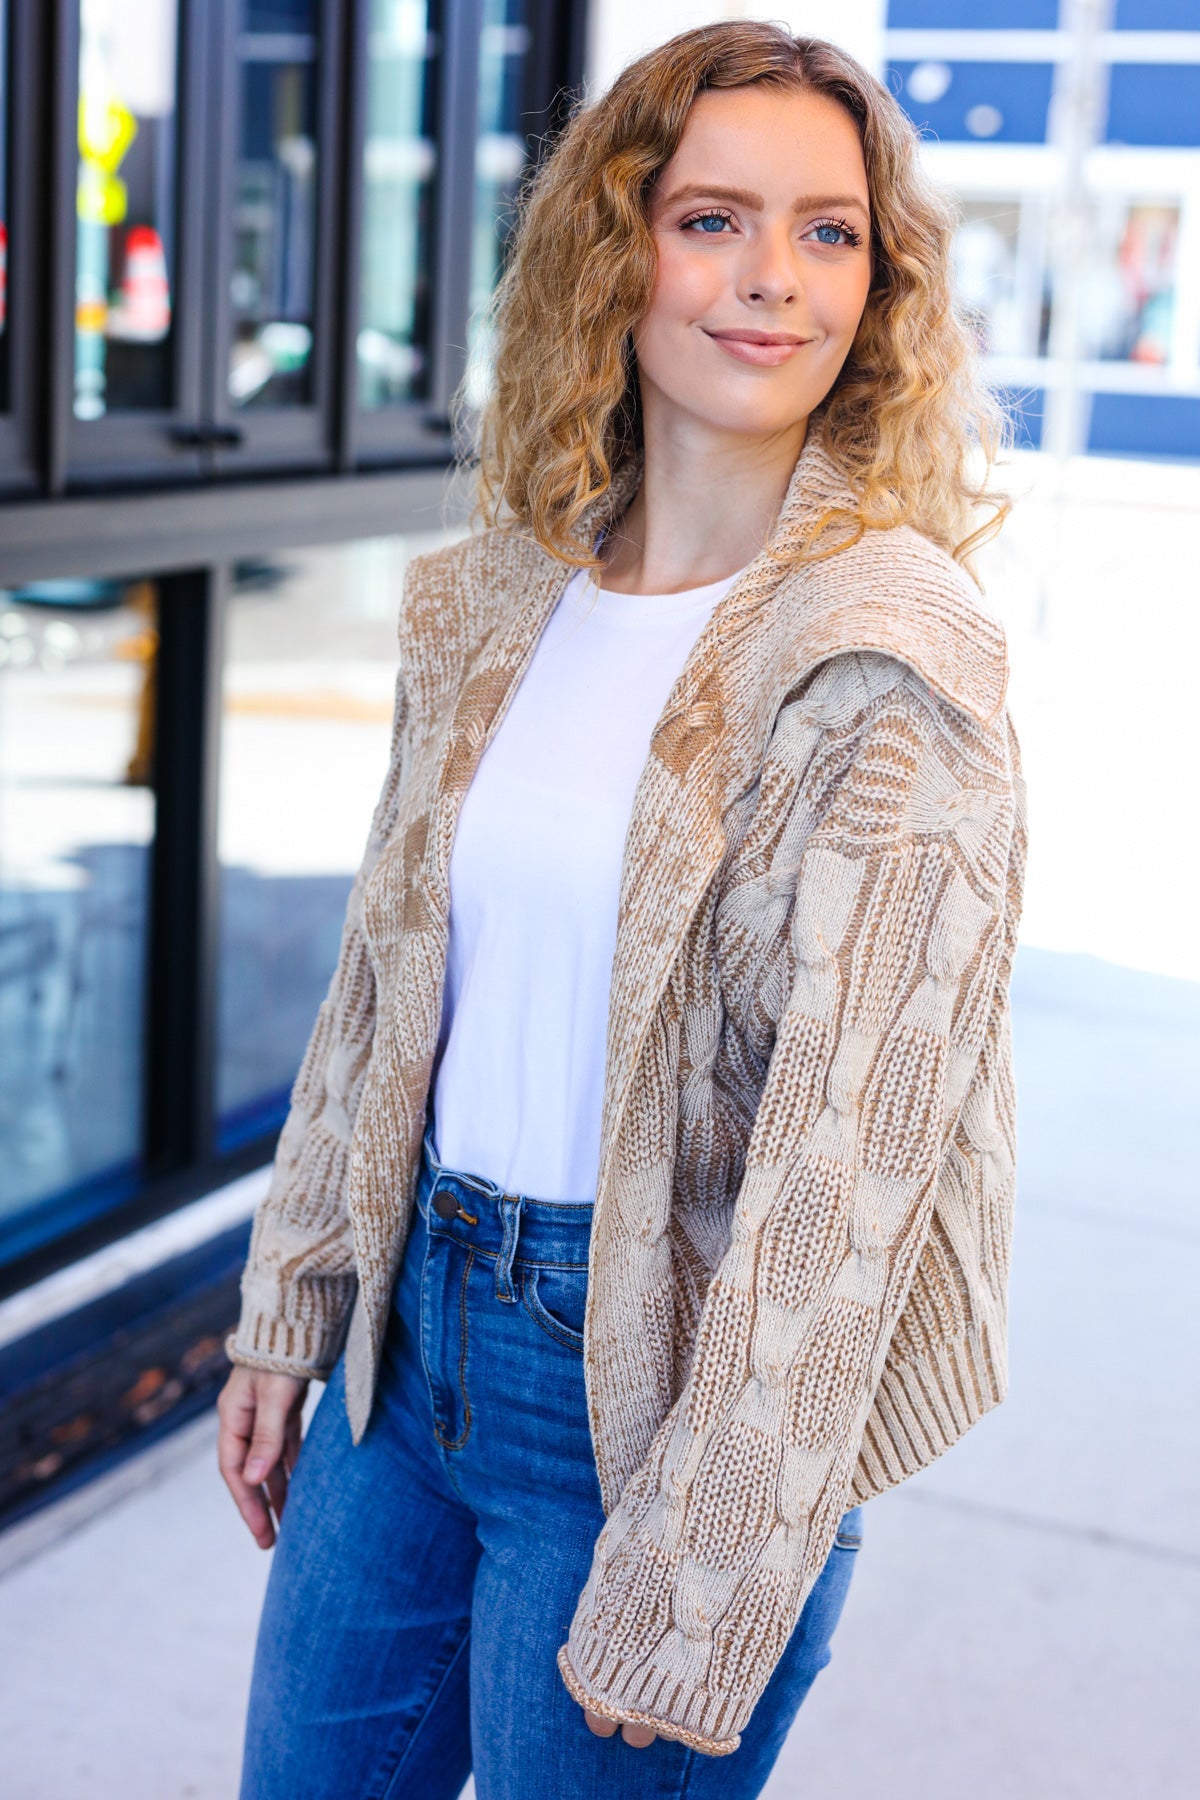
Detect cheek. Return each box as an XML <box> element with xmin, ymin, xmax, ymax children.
<box><xmin>634</xmin><ymin>243</ymin><xmax>722</xmax><ymax>383</ymax></box>
<box><xmin>811</xmin><ymin>264</ymin><xmax>872</xmax><ymax>344</ymax></box>
<box><xmin>646</xmin><ymin>238</ymin><xmax>724</xmax><ymax>325</ymax></box>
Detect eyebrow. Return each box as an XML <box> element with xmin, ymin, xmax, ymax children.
<box><xmin>658</xmin><ymin>183</ymin><xmax>870</xmax><ymax>217</ymax></box>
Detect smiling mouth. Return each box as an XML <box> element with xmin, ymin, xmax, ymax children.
<box><xmin>704</xmin><ymin>329</ymin><xmax>813</xmax><ymax>346</ymax></box>
<box><xmin>702</xmin><ymin>328</ymin><xmax>815</xmax><ymax>365</ymax></box>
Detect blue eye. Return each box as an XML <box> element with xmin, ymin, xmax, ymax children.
<box><xmin>808</xmin><ymin>218</ymin><xmax>863</xmax><ymax>248</ymax></box>
<box><xmin>681</xmin><ymin>210</ymin><xmax>734</xmax><ymax>234</ymax></box>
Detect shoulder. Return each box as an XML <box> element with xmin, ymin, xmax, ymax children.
<box><xmin>397</xmin><ymin>523</ymin><xmax>522</xmax><ymax>698</ymax></box>
<box><xmin>402</xmin><ymin>520</ymin><xmax>548</xmax><ymax>624</ymax></box>
<box><xmin>401</xmin><ymin>526</ymin><xmax>491</xmax><ymax>626</ymax></box>
<box><xmin>771</xmin><ymin>518</ymin><xmax>1009</xmax><ymax>733</ymax></box>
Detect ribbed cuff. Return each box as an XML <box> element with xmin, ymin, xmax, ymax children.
<box><xmin>849</xmin><ymin>1331</ymin><xmax>1004</xmax><ymax>1503</ymax></box>
<box><xmin>225</xmin><ymin>1271</ymin><xmax>353</xmax><ymax>1380</ymax></box>
<box><xmin>223</xmin><ymin>1331</ymin><xmax>333</xmax><ymax>1382</ymax></box>
<box><xmin>556</xmin><ymin>1640</ymin><xmax>741</xmax><ymax>1757</ymax></box>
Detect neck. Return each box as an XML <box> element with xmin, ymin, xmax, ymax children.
<box><xmin>597</xmin><ymin>405</ymin><xmax>809</xmax><ymax>596</ymax></box>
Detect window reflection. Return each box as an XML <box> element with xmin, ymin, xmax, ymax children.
<box><xmin>463</xmin><ymin>0</ymin><xmax>532</xmax><ymax>408</ymax></box>
<box><xmin>229</xmin><ymin>1</ymin><xmax>320</xmax><ymax>409</ymax></box>
<box><xmin>216</xmin><ymin>536</ymin><xmax>440</xmax><ymax>1151</ymax></box>
<box><xmin>358</xmin><ymin>0</ymin><xmax>438</xmax><ymax>409</ymax></box>
<box><xmin>0</xmin><ymin>579</ymin><xmax>155</xmax><ymax>1262</ymax></box>
<box><xmin>74</xmin><ymin>0</ymin><xmax>179</xmax><ymax>420</ymax></box>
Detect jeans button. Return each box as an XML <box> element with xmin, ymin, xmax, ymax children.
<box><xmin>431</xmin><ymin>1190</ymin><xmax>459</xmax><ymax>1220</ymax></box>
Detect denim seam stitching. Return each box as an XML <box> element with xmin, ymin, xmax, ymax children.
<box><xmin>521</xmin><ymin>1268</ymin><xmax>585</xmax><ymax>1352</ymax></box>
<box><xmin>374</xmin><ymin>1619</ymin><xmax>473</xmax><ymax>1800</ymax></box>
<box><xmin>424</xmin><ymin>1232</ymin><xmax>587</xmax><ymax>1273</ymax></box>
<box><xmin>432</xmin><ymin>1248</ymin><xmax>474</xmax><ymax>1450</ymax></box>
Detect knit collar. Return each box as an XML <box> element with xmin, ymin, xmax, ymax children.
<box><xmin>571</xmin><ymin>420</ymin><xmax>1008</xmax><ymax>735</ymax></box>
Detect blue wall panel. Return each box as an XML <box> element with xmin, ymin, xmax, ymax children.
<box><xmin>1088</xmin><ymin>393</ymin><xmax>1200</xmax><ymax>459</ymax></box>
<box><xmin>887</xmin><ymin>1</ymin><xmax>1059</xmax><ymax>25</ymax></box>
<box><xmin>1113</xmin><ymin>1</ymin><xmax>1200</xmax><ymax>27</ymax></box>
<box><xmin>888</xmin><ymin>61</ymin><xmax>1056</xmax><ymax>142</ymax></box>
<box><xmin>1107</xmin><ymin>65</ymin><xmax>1200</xmax><ymax>146</ymax></box>
<box><xmin>995</xmin><ymin>387</ymin><xmax>1046</xmax><ymax>451</ymax></box>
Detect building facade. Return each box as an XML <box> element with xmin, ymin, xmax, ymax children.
<box><xmin>886</xmin><ymin>0</ymin><xmax>1200</xmax><ymax>457</ymax></box>
<box><xmin>0</xmin><ymin>0</ymin><xmax>584</xmax><ymax>1529</ymax></box>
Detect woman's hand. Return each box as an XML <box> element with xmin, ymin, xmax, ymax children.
<box><xmin>217</xmin><ymin>1365</ymin><xmax>309</xmax><ymax>1548</ymax></box>
<box><xmin>581</xmin><ymin>1705</ymin><xmax>658</xmax><ymax>1748</ymax></box>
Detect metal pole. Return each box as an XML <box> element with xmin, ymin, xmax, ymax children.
<box><xmin>1042</xmin><ymin>0</ymin><xmax>1114</xmax><ymax>465</ymax></box>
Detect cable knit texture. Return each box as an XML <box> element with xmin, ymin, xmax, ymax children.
<box><xmin>227</xmin><ymin>426</ymin><xmax>1027</xmax><ymax>1756</ymax></box>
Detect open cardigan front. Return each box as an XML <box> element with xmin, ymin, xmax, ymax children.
<box><xmin>227</xmin><ymin>427</ymin><xmax>1027</xmax><ymax>1755</ymax></box>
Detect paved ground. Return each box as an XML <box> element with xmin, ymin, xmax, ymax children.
<box><xmin>1</xmin><ymin>954</ymin><xmax>1194</xmax><ymax>1800</ymax></box>
<box><xmin>2</xmin><ymin>455</ymin><xmax>1197</xmax><ymax>1797</ymax></box>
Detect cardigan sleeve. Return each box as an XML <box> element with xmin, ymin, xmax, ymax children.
<box><xmin>557</xmin><ymin>666</ymin><xmax>1017</xmax><ymax>1754</ymax></box>
<box><xmin>224</xmin><ymin>651</ymin><xmax>410</xmax><ymax>1381</ymax></box>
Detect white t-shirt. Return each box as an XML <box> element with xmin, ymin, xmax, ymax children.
<box><xmin>429</xmin><ymin>560</ymin><xmax>744</xmax><ymax>1200</ymax></box>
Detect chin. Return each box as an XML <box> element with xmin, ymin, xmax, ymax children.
<box><xmin>693</xmin><ymin>398</ymin><xmax>815</xmax><ymax>437</ymax></box>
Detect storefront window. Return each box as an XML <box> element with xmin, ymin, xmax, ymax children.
<box><xmin>74</xmin><ymin>0</ymin><xmax>180</xmax><ymax>420</ymax></box>
<box><xmin>215</xmin><ymin>536</ymin><xmax>426</xmax><ymax>1151</ymax></box>
<box><xmin>0</xmin><ymin>579</ymin><xmax>156</xmax><ymax>1265</ymax></box>
<box><xmin>358</xmin><ymin>0</ymin><xmax>439</xmax><ymax>409</ymax></box>
<box><xmin>229</xmin><ymin>0</ymin><xmax>321</xmax><ymax>409</ymax></box>
<box><xmin>463</xmin><ymin>0</ymin><xmax>532</xmax><ymax>408</ymax></box>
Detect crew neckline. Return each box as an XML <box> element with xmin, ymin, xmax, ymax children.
<box><xmin>564</xmin><ymin>563</ymin><xmax>748</xmax><ymax>626</ymax></box>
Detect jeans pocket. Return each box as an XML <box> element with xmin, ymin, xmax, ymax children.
<box><xmin>834</xmin><ymin>1504</ymin><xmax>864</xmax><ymax>1551</ymax></box>
<box><xmin>520</xmin><ymin>1265</ymin><xmax>587</xmax><ymax>1351</ymax></box>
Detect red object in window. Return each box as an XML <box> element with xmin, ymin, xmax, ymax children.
<box><xmin>108</xmin><ymin>224</ymin><xmax>171</xmax><ymax>342</ymax></box>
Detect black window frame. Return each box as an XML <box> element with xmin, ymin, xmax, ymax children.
<box><xmin>49</xmin><ymin>0</ymin><xmax>210</xmax><ymax>488</ymax></box>
<box><xmin>0</xmin><ymin>0</ymin><xmax>584</xmax><ymax>497</ymax></box>
<box><xmin>0</xmin><ymin>0</ymin><xmax>47</xmax><ymax>494</ymax></box>
<box><xmin>205</xmin><ymin>0</ymin><xmax>346</xmax><ymax>474</ymax></box>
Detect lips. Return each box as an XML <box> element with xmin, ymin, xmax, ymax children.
<box><xmin>705</xmin><ymin>329</ymin><xmax>811</xmax><ymax>346</ymax></box>
<box><xmin>702</xmin><ymin>328</ymin><xmax>814</xmax><ymax>367</ymax></box>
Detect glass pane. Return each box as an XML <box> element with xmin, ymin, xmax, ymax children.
<box><xmin>74</xmin><ymin>0</ymin><xmax>180</xmax><ymax>420</ymax></box>
<box><xmin>1</xmin><ymin>0</ymin><xmax>9</xmax><ymax>416</ymax></box>
<box><xmin>358</xmin><ymin>0</ymin><xmax>438</xmax><ymax>409</ymax></box>
<box><xmin>216</xmin><ymin>537</ymin><xmax>431</xmax><ymax>1152</ymax></box>
<box><xmin>953</xmin><ymin>197</ymin><xmax>1047</xmax><ymax>360</ymax></box>
<box><xmin>0</xmin><ymin>577</ymin><xmax>155</xmax><ymax>1266</ymax></box>
<box><xmin>463</xmin><ymin>0</ymin><xmax>532</xmax><ymax>409</ymax></box>
<box><xmin>1079</xmin><ymin>199</ymin><xmax>1180</xmax><ymax>366</ymax></box>
<box><xmin>229</xmin><ymin>1</ymin><xmax>321</xmax><ymax>410</ymax></box>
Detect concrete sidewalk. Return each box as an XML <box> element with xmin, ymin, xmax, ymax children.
<box><xmin>0</xmin><ymin>943</ymin><xmax>1195</xmax><ymax>1799</ymax></box>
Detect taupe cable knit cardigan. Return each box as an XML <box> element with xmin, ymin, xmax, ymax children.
<box><xmin>227</xmin><ymin>428</ymin><xmax>1027</xmax><ymax>1756</ymax></box>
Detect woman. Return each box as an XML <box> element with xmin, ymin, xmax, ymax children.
<box><xmin>219</xmin><ymin>22</ymin><xmax>1026</xmax><ymax>1799</ymax></box>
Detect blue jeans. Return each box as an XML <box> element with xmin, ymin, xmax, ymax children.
<box><xmin>238</xmin><ymin>1127</ymin><xmax>863</xmax><ymax>1799</ymax></box>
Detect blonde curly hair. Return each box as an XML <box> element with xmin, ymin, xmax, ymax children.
<box><xmin>457</xmin><ymin>21</ymin><xmax>1011</xmax><ymax>576</ymax></box>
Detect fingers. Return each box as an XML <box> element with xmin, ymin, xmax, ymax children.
<box><xmin>216</xmin><ymin>1368</ymin><xmax>308</xmax><ymax>1549</ymax></box>
<box><xmin>582</xmin><ymin>1706</ymin><xmax>657</xmax><ymax>1748</ymax></box>
<box><xmin>217</xmin><ymin>1385</ymin><xmax>277</xmax><ymax>1549</ymax></box>
<box><xmin>617</xmin><ymin>1721</ymin><xmax>658</xmax><ymax>1748</ymax></box>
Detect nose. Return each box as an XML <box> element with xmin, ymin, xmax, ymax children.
<box><xmin>739</xmin><ymin>220</ymin><xmax>801</xmax><ymax>308</ymax></box>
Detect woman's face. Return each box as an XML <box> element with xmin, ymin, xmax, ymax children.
<box><xmin>635</xmin><ymin>85</ymin><xmax>873</xmax><ymax>443</ymax></box>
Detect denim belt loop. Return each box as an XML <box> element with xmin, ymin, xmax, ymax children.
<box><xmin>495</xmin><ymin>1193</ymin><xmax>524</xmax><ymax>1303</ymax></box>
